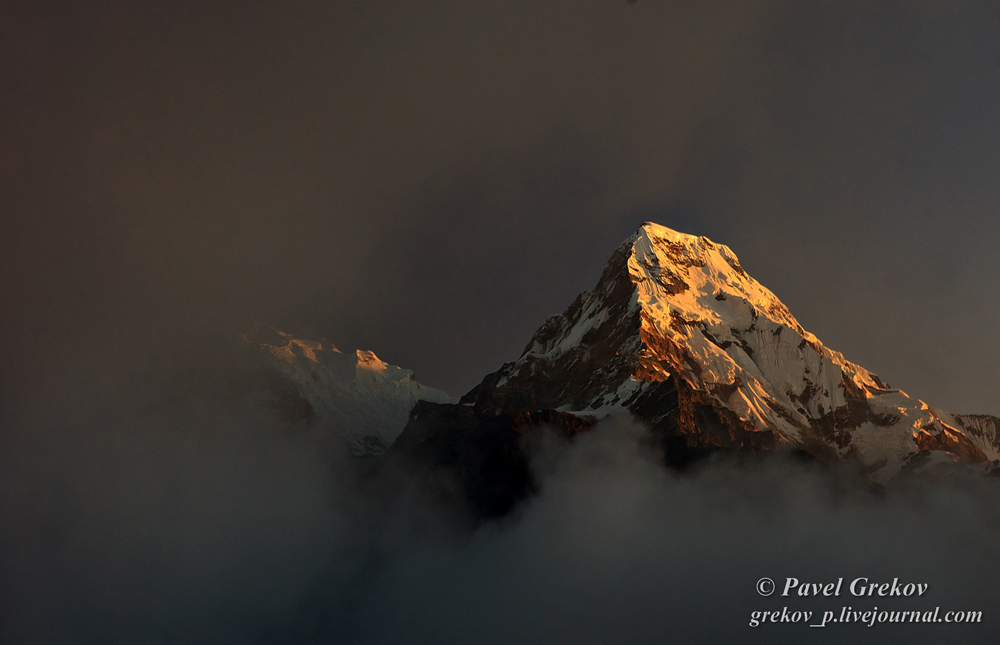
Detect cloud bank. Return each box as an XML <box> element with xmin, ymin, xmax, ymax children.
<box><xmin>3</xmin><ymin>360</ymin><xmax>999</xmax><ymax>644</ymax></box>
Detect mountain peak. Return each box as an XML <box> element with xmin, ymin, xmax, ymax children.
<box><xmin>242</xmin><ymin>324</ymin><xmax>453</xmax><ymax>453</ymax></box>
<box><xmin>355</xmin><ymin>349</ymin><xmax>388</xmax><ymax>370</ymax></box>
<box><xmin>630</xmin><ymin>221</ymin><xmax>723</xmax><ymax>260</ymax></box>
<box><xmin>635</xmin><ymin>220</ymin><xmax>698</xmax><ymax>241</ymax></box>
<box><xmin>460</xmin><ymin>222</ymin><xmax>991</xmax><ymax>480</ymax></box>
<box><xmin>623</xmin><ymin>222</ymin><xmax>803</xmax><ymax>335</ymax></box>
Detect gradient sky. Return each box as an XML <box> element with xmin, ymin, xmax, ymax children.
<box><xmin>3</xmin><ymin>0</ymin><xmax>1000</xmax><ymax>413</ymax></box>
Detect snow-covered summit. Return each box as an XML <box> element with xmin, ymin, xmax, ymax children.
<box><xmin>628</xmin><ymin>222</ymin><xmax>804</xmax><ymax>332</ymax></box>
<box><xmin>467</xmin><ymin>222</ymin><xmax>990</xmax><ymax>480</ymax></box>
<box><xmin>244</xmin><ymin>325</ymin><xmax>453</xmax><ymax>454</ymax></box>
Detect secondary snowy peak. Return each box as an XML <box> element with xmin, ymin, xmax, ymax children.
<box><xmin>469</xmin><ymin>222</ymin><xmax>991</xmax><ymax>480</ymax></box>
<box><xmin>244</xmin><ymin>325</ymin><xmax>453</xmax><ymax>454</ymax></box>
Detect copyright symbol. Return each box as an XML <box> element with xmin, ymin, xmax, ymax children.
<box><xmin>756</xmin><ymin>578</ymin><xmax>775</xmax><ymax>596</ymax></box>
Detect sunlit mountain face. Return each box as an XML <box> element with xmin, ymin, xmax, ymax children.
<box><xmin>451</xmin><ymin>223</ymin><xmax>996</xmax><ymax>475</ymax></box>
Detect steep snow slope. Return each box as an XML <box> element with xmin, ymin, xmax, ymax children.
<box><xmin>465</xmin><ymin>222</ymin><xmax>991</xmax><ymax>480</ymax></box>
<box><xmin>243</xmin><ymin>325</ymin><xmax>453</xmax><ymax>454</ymax></box>
<box><xmin>951</xmin><ymin>414</ymin><xmax>1000</xmax><ymax>462</ymax></box>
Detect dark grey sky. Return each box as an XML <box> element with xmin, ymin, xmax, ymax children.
<box><xmin>3</xmin><ymin>0</ymin><xmax>999</xmax><ymax>413</ymax></box>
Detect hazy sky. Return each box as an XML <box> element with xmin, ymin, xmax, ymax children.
<box><xmin>4</xmin><ymin>0</ymin><xmax>1000</xmax><ymax>413</ymax></box>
